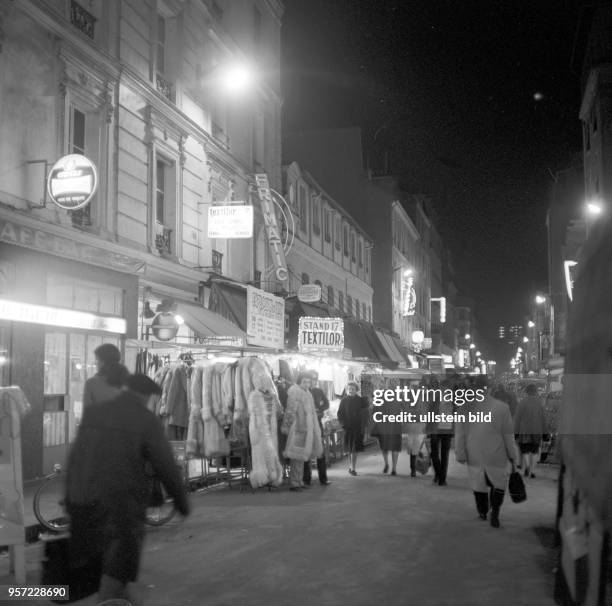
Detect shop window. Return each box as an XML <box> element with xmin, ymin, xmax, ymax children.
<box><xmin>327</xmin><ymin>285</ymin><xmax>334</xmax><ymax>308</ymax></box>
<box><xmin>301</xmin><ymin>272</ymin><xmax>309</xmax><ymax>285</ymax></box>
<box><xmin>44</xmin><ymin>333</ymin><xmax>67</xmax><ymax>395</ymax></box>
<box><xmin>338</xmin><ymin>292</ymin><xmax>344</xmax><ymax>313</ymax></box>
<box><xmin>47</xmin><ymin>274</ymin><xmax>124</xmax><ymax>316</ymax></box>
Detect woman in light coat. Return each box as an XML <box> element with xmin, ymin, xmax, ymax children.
<box><xmin>281</xmin><ymin>373</ymin><xmax>323</xmax><ymax>492</ymax></box>
<box><xmin>455</xmin><ymin>377</ymin><xmax>517</xmax><ymax>528</ymax></box>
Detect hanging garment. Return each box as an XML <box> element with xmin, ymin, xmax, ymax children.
<box><xmin>202</xmin><ymin>364</ymin><xmax>230</xmax><ymax>458</ymax></box>
<box><xmin>167</xmin><ymin>364</ymin><xmax>190</xmax><ymax>429</ymax></box>
<box><xmin>186</xmin><ymin>365</ymin><xmax>205</xmax><ymax>458</ymax></box>
<box><xmin>248</xmin><ymin>372</ymin><xmax>284</xmax><ymax>488</ymax></box>
<box><xmin>221</xmin><ymin>364</ymin><xmax>236</xmax><ymax>424</ymax></box>
<box><xmin>153</xmin><ymin>366</ymin><xmax>171</xmax><ymax>416</ymax></box>
<box><xmin>231</xmin><ymin>358</ymin><xmax>252</xmax><ymax>444</ymax></box>
<box><xmin>211</xmin><ymin>363</ymin><xmax>230</xmax><ymax>428</ymax></box>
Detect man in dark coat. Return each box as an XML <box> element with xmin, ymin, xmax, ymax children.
<box><xmin>303</xmin><ymin>370</ymin><xmax>331</xmax><ymax>486</ymax></box>
<box><xmin>66</xmin><ymin>374</ymin><xmax>190</xmax><ymax>604</ymax></box>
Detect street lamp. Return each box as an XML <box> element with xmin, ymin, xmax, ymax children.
<box><xmin>527</xmin><ymin>320</ymin><xmax>535</xmax><ymax>328</ymax></box>
<box><xmin>475</xmin><ymin>350</ymin><xmax>481</xmax><ymax>357</ymax></box>
<box><xmin>523</xmin><ymin>336</ymin><xmax>529</xmax><ymax>343</ymax></box>
<box><xmin>586</xmin><ymin>200</ymin><xmax>603</xmax><ymax>216</ymax></box>
<box><xmin>218</xmin><ymin>61</ymin><xmax>257</xmax><ymax>95</ymax></box>
<box><xmin>535</xmin><ymin>295</ymin><xmax>546</xmax><ymax>305</ymax></box>
<box><xmin>465</xmin><ymin>333</ymin><xmax>471</xmax><ymax>340</ymax></box>
<box><xmin>469</xmin><ymin>343</ymin><xmax>475</xmax><ymax>349</ymax></box>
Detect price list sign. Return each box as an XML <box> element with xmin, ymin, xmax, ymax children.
<box><xmin>246</xmin><ymin>286</ymin><xmax>285</xmax><ymax>350</ymax></box>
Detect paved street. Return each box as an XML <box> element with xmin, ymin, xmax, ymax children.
<box><xmin>1</xmin><ymin>448</ymin><xmax>559</xmax><ymax>606</ymax></box>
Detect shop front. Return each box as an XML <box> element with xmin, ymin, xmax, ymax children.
<box><xmin>0</xmin><ymin>243</ymin><xmax>138</xmax><ymax>479</ymax></box>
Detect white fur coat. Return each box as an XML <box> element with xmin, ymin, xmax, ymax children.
<box><xmin>282</xmin><ymin>385</ymin><xmax>323</xmax><ymax>462</ymax></box>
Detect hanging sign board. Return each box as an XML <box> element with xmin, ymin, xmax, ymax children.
<box><xmin>208</xmin><ymin>205</ymin><xmax>253</xmax><ymax>238</ymax></box>
<box><xmin>255</xmin><ymin>173</ymin><xmax>289</xmax><ymax>285</ymax></box>
<box><xmin>47</xmin><ymin>154</ymin><xmax>98</xmax><ymax>210</ymax></box>
<box><xmin>297</xmin><ymin>284</ymin><xmax>321</xmax><ymax>303</ymax></box>
<box><xmin>298</xmin><ymin>316</ymin><xmax>344</xmax><ymax>352</ymax></box>
<box><xmin>246</xmin><ymin>285</ymin><xmax>285</xmax><ymax>349</ymax></box>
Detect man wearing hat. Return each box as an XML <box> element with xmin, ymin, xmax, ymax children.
<box><xmin>66</xmin><ymin>374</ymin><xmax>190</xmax><ymax>604</ymax></box>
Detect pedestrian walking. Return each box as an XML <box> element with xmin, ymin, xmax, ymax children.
<box><xmin>65</xmin><ymin>374</ymin><xmax>190</xmax><ymax>604</ymax></box>
<box><xmin>427</xmin><ymin>377</ymin><xmax>454</xmax><ymax>486</ymax></box>
<box><xmin>402</xmin><ymin>379</ymin><xmax>427</xmax><ymax>478</ymax></box>
<box><xmin>303</xmin><ymin>370</ymin><xmax>331</xmax><ymax>486</ymax></box>
<box><xmin>337</xmin><ymin>381</ymin><xmax>369</xmax><ymax>476</ymax></box>
<box><xmin>82</xmin><ymin>343</ymin><xmax>130</xmax><ymax>408</ymax></box>
<box><xmin>513</xmin><ymin>383</ymin><xmax>547</xmax><ymax>478</ymax></box>
<box><xmin>491</xmin><ymin>383</ymin><xmax>518</xmax><ymax>418</ymax></box>
<box><xmin>281</xmin><ymin>372</ymin><xmax>323</xmax><ymax>492</ymax></box>
<box><xmin>455</xmin><ymin>376</ymin><xmax>517</xmax><ymax>528</ymax></box>
<box><xmin>372</xmin><ymin>379</ymin><xmax>403</xmax><ymax>475</ymax></box>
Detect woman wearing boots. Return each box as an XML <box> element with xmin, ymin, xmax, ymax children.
<box><xmin>455</xmin><ymin>376</ymin><xmax>517</xmax><ymax>528</ymax></box>
<box><xmin>402</xmin><ymin>380</ymin><xmax>427</xmax><ymax>478</ymax></box>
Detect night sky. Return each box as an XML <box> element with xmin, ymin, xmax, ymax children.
<box><xmin>281</xmin><ymin>0</ymin><xmax>584</xmax><ymax>355</ymax></box>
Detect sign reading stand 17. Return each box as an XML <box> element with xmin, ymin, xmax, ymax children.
<box><xmin>298</xmin><ymin>317</ymin><xmax>344</xmax><ymax>352</ymax></box>
<box><xmin>47</xmin><ymin>154</ymin><xmax>98</xmax><ymax>210</ymax></box>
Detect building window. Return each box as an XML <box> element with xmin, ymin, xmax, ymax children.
<box><xmin>299</xmin><ymin>185</ymin><xmax>307</xmax><ymax>233</ymax></box>
<box><xmin>338</xmin><ymin>292</ymin><xmax>344</xmax><ymax>313</ymax></box>
<box><xmin>362</xmin><ymin>302</ymin><xmax>367</xmax><ymax>320</ymax></box>
<box><xmin>212</xmin><ymin>250</ymin><xmax>223</xmax><ymax>273</ymax></box>
<box><xmin>356</xmin><ymin>298</ymin><xmax>360</xmax><ymax>320</ymax></box>
<box><xmin>155</xmin><ymin>13</ymin><xmax>174</xmax><ymax>101</ymax></box>
<box><xmin>154</xmin><ymin>156</ymin><xmax>175</xmax><ymax>255</ymax></box>
<box><xmin>312</xmin><ymin>195</ymin><xmax>320</xmax><ymax>234</ymax></box>
<box><xmin>69</xmin><ymin>106</ymin><xmax>92</xmax><ymax>227</ymax></box>
<box><xmin>365</xmin><ymin>249</ymin><xmax>371</xmax><ymax>275</ymax></box>
<box><xmin>253</xmin><ymin>270</ymin><xmax>262</xmax><ymax>289</ymax></box>
<box><xmin>327</xmin><ymin>285</ymin><xmax>334</xmax><ymax>308</ymax></box>
<box><xmin>324</xmin><ymin>210</ymin><xmax>331</xmax><ymax>242</ymax></box>
<box><xmin>343</xmin><ymin>225</ymin><xmax>349</xmax><ymax>256</ymax></box>
<box><xmin>314</xmin><ymin>279</ymin><xmax>322</xmax><ymax>288</ymax></box>
<box><xmin>350</xmin><ymin>231</ymin><xmax>356</xmax><ymax>262</ymax></box>
<box><xmin>347</xmin><ymin>295</ymin><xmax>353</xmax><ymax>317</ymax></box>
<box><xmin>335</xmin><ymin>216</ymin><xmax>341</xmax><ymax>250</ymax></box>
<box><xmin>301</xmin><ymin>272</ymin><xmax>309</xmax><ymax>285</ymax></box>
<box><xmin>358</xmin><ymin>240</ymin><xmax>363</xmax><ymax>267</ymax></box>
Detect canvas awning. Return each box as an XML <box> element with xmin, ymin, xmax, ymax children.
<box><xmin>375</xmin><ymin>330</ymin><xmax>408</xmax><ymax>366</ymax></box>
<box><xmin>208</xmin><ymin>281</ymin><xmax>248</xmax><ymax>331</ymax></box>
<box><xmin>176</xmin><ymin>302</ymin><xmax>246</xmax><ymax>346</ymax></box>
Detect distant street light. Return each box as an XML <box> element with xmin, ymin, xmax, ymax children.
<box><xmin>523</xmin><ymin>336</ymin><xmax>529</xmax><ymax>343</ymax></box>
<box><xmin>464</xmin><ymin>334</ymin><xmax>471</xmax><ymax>340</ymax></box>
<box><xmin>535</xmin><ymin>295</ymin><xmax>546</xmax><ymax>305</ymax></box>
<box><xmin>469</xmin><ymin>343</ymin><xmax>475</xmax><ymax>349</ymax></box>
<box><xmin>586</xmin><ymin>200</ymin><xmax>603</xmax><ymax>216</ymax></box>
<box><xmin>476</xmin><ymin>350</ymin><xmax>481</xmax><ymax>356</ymax></box>
<box><xmin>517</xmin><ymin>347</ymin><xmax>523</xmax><ymax>353</ymax></box>
<box><xmin>527</xmin><ymin>320</ymin><xmax>535</xmax><ymax>328</ymax></box>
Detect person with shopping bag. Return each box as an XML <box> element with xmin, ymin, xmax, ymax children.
<box><xmin>455</xmin><ymin>375</ymin><xmax>517</xmax><ymax>528</ymax></box>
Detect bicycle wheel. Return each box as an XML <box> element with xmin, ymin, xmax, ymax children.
<box><xmin>144</xmin><ymin>481</ymin><xmax>176</xmax><ymax>527</ymax></box>
<box><xmin>34</xmin><ymin>473</ymin><xmax>70</xmax><ymax>532</ymax></box>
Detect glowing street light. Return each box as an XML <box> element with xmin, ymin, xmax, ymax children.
<box><xmin>219</xmin><ymin>61</ymin><xmax>257</xmax><ymax>95</ymax></box>
<box><xmin>523</xmin><ymin>336</ymin><xmax>529</xmax><ymax>343</ymax></box>
<box><xmin>403</xmin><ymin>268</ymin><xmax>413</xmax><ymax>277</ymax></box>
<box><xmin>527</xmin><ymin>320</ymin><xmax>535</xmax><ymax>328</ymax></box>
<box><xmin>469</xmin><ymin>343</ymin><xmax>475</xmax><ymax>350</ymax></box>
<box><xmin>586</xmin><ymin>200</ymin><xmax>603</xmax><ymax>216</ymax></box>
<box><xmin>517</xmin><ymin>347</ymin><xmax>523</xmax><ymax>353</ymax></box>
<box><xmin>475</xmin><ymin>350</ymin><xmax>481</xmax><ymax>356</ymax></box>
<box><xmin>535</xmin><ymin>295</ymin><xmax>546</xmax><ymax>305</ymax></box>
<box><xmin>464</xmin><ymin>334</ymin><xmax>471</xmax><ymax>340</ymax></box>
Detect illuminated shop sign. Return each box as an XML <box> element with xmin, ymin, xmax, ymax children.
<box><xmin>0</xmin><ymin>299</ymin><xmax>126</xmax><ymax>334</ymax></box>
<box><xmin>401</xmin><ymin>274</ymin><xmax>416</xmax><ymax>317</ymax></box>
<box><xmin>298</xmin><ymin>317</ymin><xmax>344</xmax><ymax>352</ymax></box>
<box><xmin>208</xmin><ymin>205</ymin><xmax>253</xmax><ymax>238</ymax></box>
<box><xmin>47</xmin><ymin>154</ymin><xmax>98</xmax><ymax>210</ymax></box>
<box><xmin>564</xmin><ymin>260</ymin><xmax>577</xmax><ymax>301</ymax></box>
<box><xmin>431</xmin><ymin>297</ymin><xmax>446</xmax><ymax>323</ymax></box>
<box><xmin>297</xmin><ymin>284</ymin><xmax>321</xmax><ymax>303</ymax></box>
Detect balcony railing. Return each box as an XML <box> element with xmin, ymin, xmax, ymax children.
<box><xmin>155</xmin><ymin>224</ymin><xmax>172</xmax><ymax>255</ymax></box>
<box><xmin>156</xmin><ymin>74</ymin><xmax>175</xmax><ymax>102</ymax></box>
<box><xmin>70</xmin><ymin>0</ymin><xmax>96</xmax><ymax>39</ymax></box>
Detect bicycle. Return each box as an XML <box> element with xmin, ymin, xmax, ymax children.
<box><xmin>34</xmin><ymin>464</ymin><xmax>176</xmax><ymax>530</ymax></box>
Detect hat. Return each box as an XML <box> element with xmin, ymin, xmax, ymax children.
<box><xmin>126</xmin><ymin>374</ymin><xmax>162</xmax><ymax>396</ymax></box>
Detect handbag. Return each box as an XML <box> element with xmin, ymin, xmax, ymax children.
<box><xmin>509</xmin><ymin>469</ymin><xmax>527</xmax><ymax>503</ymax></box>
<box><xmin>41</xmin><ymin>536</ymin><xmax>102</xmax><ymax>603</ymax></box>
<box><xmin>415</xmin><ymin>438</ymin><xmax>431</xmax><ymax>475</ymax></box>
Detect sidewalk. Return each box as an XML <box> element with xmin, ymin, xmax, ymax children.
<box><xmin>1</xmin><ymin>449</ymin><xmax>560</xmax><ymax>606</ymax></box>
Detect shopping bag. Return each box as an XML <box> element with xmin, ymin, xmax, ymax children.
<box><xmin>509</xmin><ymin>470</ymin><xmax>527</xmax><ymax>503</ymax></box>
<box><xmin>415</xmin><ymin>438</ymin><xmax>431</xmax><ymax>475</ymax></box>
<box><xmin>41</xmin><ymin>536</ymin><xmax>102</xmax><ymax>603</ymax></box>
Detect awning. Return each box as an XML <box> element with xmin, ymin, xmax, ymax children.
<box><xmin>375</xmin><ymin>330</ymin><xmax>407</xmax><ymax>366</ymax></box>
<box><xmin>208</xmin><ymin>282</ymin><xmax>247</xmax><ymax>331</ymax></box>
<box><xmin>359</xmin><ymin>322</ymin><xmax>395</xmax><ymax>367</ymax></box>
<box><xmin>177</xmin><ymin>302</ymin><xmax>247</xmax><ymax>346</ymax></box>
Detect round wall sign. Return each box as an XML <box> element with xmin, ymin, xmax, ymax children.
<box><xmin>47</xmin><ymin>154</ymin><xmax>98</xmax><ymax>210</ymax></box>
<box><xmin>151</xmin><ymin>312</ymin><xmax>179</xmax><ymax>341</ymax></box>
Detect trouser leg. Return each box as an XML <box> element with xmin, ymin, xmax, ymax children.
<box><xmin>410</xmin><ymin>454</ymin><xmax>416</xmax><ymax>475</ymax></box>
<box><xmin>474</xmin><ymin>491</ymin><xmax>489</xmax><ymax>517</ymax></box>
<box><xmin>303</xmin><ymin>461</ymin><xmax>312</xmax><ymax>485</ymax></box>
<box><xmin>439</xmin><ymin>435</ymin><xmax>452</xmax><ymax>483</ymax></box>
<box><xmin>430</xmin><ymin>435</ymin><xmax>441</xmax><ymax>480</ymax></box>
<box><xmin>289</xmin><ymin>459</ymin><xmax>303</xmax><ymax>487</ymax></box>
<box><xmin>316</xmin><ymin>456</ymin><xmax>328</xmax><ymax>483</ymax></box>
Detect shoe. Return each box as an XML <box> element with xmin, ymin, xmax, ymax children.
<box><xmin>289</xmin><ymin>487</ymin><xmax>302</xmax><ymax>492</ymax></box>
<box><xmin>391</xmin><ymin>470</ymin><xmax>397</xmax><ymax>476</ymax></box>
<box><xmin>383</xmin><ymin>464</ymin><xmax>389</xmax><ymax>474</ymax></box>
<box><xmin>432</xmin><ymin>476</ymin><xmax>439</xmax><ymax>484</ymax></box>
<box><xmin>490</xmin><ymin>512</ymin><xmax>500</xmax><ymax>528</ymax></box>
<box><xmin>479</xmin><ymin>513</ymin><xmax>487</xmax><ymax>521</ymax></box>
<box><xmin>411</xmin><ymin>470</ymin><xmax>417</xmax><ymax>478</ymax></box>
<box><xmin>438</xmin><ymin>480</ymin><xmax>447</xmax><ymax>486</ymax></box>
<box><xmin>320</xmin><ymin>480</ymin><xmax>331</xmax><ymax>486</ymax></box>
<box><xmin>349</xmin><ymin>469</ymin><xmax>357</xmax><ymax>476</ymax></box>
<box><xmin>530</xmin><ymin>473</ymin><xmax>536</xmax><ymax>479</ymax></box>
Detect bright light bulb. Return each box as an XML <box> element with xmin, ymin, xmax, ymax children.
<box><xmin>523</xmin><ymin>336</ymin><xmax>529</xmax><ymax>343</ymax></box>
<box><xmin>221</xmin><ymin>62</ymin><xmax>256</xmax><ymax>94</ymax></box>
<box><xmin>464</xmin><ymin>334</ymin><xmax>471</xmax><ymax>340</ymax></box>
<box><xmin>535</xmin><ymin>295</ymin><xmax>546</xmax><ymax>304</ymax></box>
<box><xmin>174</xmin><ymin>314</ymin><xmax>185</xmax><ymax>325</ymax></box>
<box><xmin>586</xmin><ymin>201</ymin><xmax>603</xmax><ymax>216</ymax></box>
<box><xmin>527</xmin><ymin>320</ymin><xmax>535</xmax><ymax>328</ymax></box>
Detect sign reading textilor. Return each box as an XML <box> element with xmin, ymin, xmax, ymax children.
<box><xmin>246</xmin><ymin>285</ymin><xmax>285</xmax><ymax>349</ymax></box>
<box><xmin>207</xmin><ymin>205</ymin><xmax>253</xmax><ymax>238</ymax></box>
<box><xmin>298</xmin><ymin>316</ymin><xmax>344</xmax><ymax>352</ymax></box>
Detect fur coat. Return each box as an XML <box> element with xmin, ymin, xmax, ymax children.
<box><xmin>248</xmin><ymin>369</ymin><xmax>284</xmax><ymax>488</ymax></box>
<box><xmin>202</xmin><ymin>365</ymin><xmax>230</xmax><ymax>458</ymax></box>
<box><xmin>282</xmin><ymin>384</ymin><xmax>323</xmax><ymax>462</ymax></box>
<box><xmin>186</xmin><ymin>365</ymin><xmax>205</xmax><ymax>457</ymax></box>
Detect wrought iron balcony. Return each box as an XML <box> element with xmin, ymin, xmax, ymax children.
<box><xmin>70</xmin><ymin>0</ymin><xmax>96</xmax><ymax>39</ymax></box>
<box><xmin>155</xmin><ymin>224</ymin><xmax>172</xmax><ymax>255</ymax></box>
<box><xmin>156</xmin><ymin>74</ymin><xmax>175</xmax><ymax>102</ymax></box>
